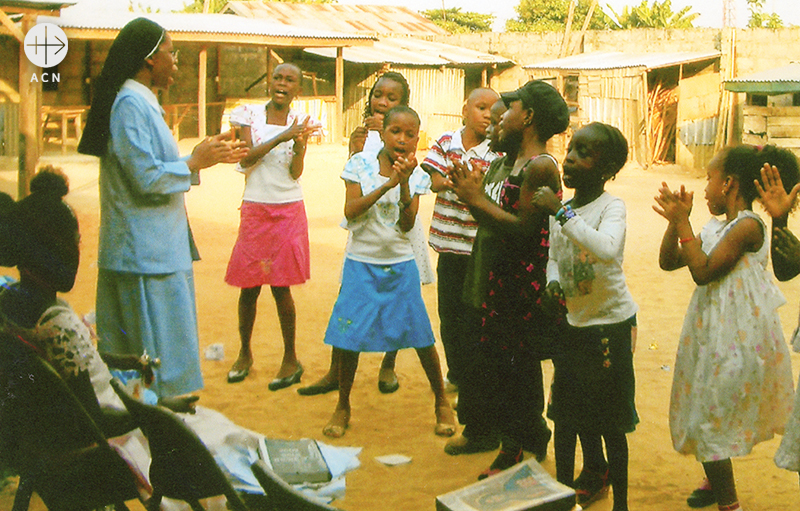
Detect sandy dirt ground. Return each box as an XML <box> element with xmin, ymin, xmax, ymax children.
<box><xmin>2</xmin><ymin>140</ymin><xmax>800</xmax><ymax>511</ymax></box>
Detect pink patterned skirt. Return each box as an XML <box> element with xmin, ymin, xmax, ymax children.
<box><xmin>225</xmin><ymin>200</ymin><xmax>310</xmax><ymax>288</ymax></box>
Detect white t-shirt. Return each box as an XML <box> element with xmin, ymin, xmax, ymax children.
<box><xmin>547</xmin><ymin>191</ymin><xmax>638</xmax><ymax>327</ymax></box>
<box><xmin>362</xmin><ymin>130</ymin><xmax>383</xmax><ymax>155</ymax></box>
<box><xmin>341</xmin><ymin>152</ymin><xmax>431</xmax><ymax>264</ymax></box>
<box><xmin>230</xmin><ymin>104</ymin><xmax>317</xmax><ymax>204</ymax></box>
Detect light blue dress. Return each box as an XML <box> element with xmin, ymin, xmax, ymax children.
<box><xmin>96</xmin><ymin>79</ymin><xmax>203</xmax><ymax>397</ymax></box>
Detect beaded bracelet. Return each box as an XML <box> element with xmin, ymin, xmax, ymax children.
<box><xmin>555</xmin><ymin>205</ymin><xmax>576</xmax><ymax>225</ymax></box>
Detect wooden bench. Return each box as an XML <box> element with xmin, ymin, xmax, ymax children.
<box><xmin>41</xmin><ymin>106</ymin><xmax>87</xmax><ymax>154</ymax></box>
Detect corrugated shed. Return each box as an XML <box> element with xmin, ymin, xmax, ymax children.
<box><xmin>0</xmin><ymin>0</ymin><xmax>74</xmax><ymax>9</ymax></box>
<box><xmin>39</xmin><ymin>11</ymin><xmax>374</xmax><ymax>42</ymax></box>
<box><xmin>305</xmin><ymin>37</ymin><xmax>512</xmax><ymax>67</ymax></box>
<box><xmin>725</xmin><ymin>63</ymin><xmax>800</xmax><ymax>93</ymax></box>
<box><xmin>525</xmin><ymin>51</ymin><xmax>720</xmax><ymax>71</ymax></box>
<box><xmin>223</xmin><ymin>1</ymin><xmax>448</xmax><ymax>37</ymax></box>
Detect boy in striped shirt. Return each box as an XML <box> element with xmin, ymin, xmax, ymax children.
<box><xmin>421</xmin><ymin>87</ymin><xmax>500</xmax><ymax>389</ymax></box>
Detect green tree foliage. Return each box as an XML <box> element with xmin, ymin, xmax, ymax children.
<box><xmin>128</xmin><ymin>0</ymin><xmax>162</xmax><ymax>12</ymax></box>
<box><xmin>746</xmin><ymin>0</ymin><xmax>784</xmax><ymax>28</ymax></box>
<box><xmin>506</xmin><ymin>0</ymin><xmax>614</xmax><ymax>33</ymax></box>
<box><xmin>182</xmin><ymin>0</ymin><xmax>332</xmax><ymax>14</ymax></box>
<box><xmin>608</xmin><ymin>0</ymin><xmax>698</xmax><ymax>29</ymax></box>
<box><xmin>421</xmin><ymin>7</ymin><xmax>494</xmax><ymax>33</ymax></box>
<box><xmin>182</xmin><ymin>0</ymin><xmax>227</xmax><ymax>12</ymax></box>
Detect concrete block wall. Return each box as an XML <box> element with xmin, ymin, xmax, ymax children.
<box><xmin>433</xmin><ymin>28</ymin><xmax>800</xmax><ymax>158</ymax></box>
<box><xmin>432</xmin><ymin>28</ymin><xmax>800</xmax><ymax>78</ymax></box>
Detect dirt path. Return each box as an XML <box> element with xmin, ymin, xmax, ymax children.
<box><xmin>2</xmin><ymin>142</ymin><xmax>800</xmax><ymax>510</ymax></box>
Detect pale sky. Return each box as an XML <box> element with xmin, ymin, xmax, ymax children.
<box><xmin>70</xmin><ymin>0</ymin><xmax>800</xmax><ymax>31</ymax></box>
<box><xmin>335</xmin><ymin>0</ymin><xmax>800</xmax><ymax>31</ymax></box>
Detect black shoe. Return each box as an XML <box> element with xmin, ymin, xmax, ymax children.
<box><xmin>227</xmin><ymin>367</ymin><xmax>249</xmax><ymax>383</ymax></box>
<box><xmin>521</xmin><ymin>428</ymin><xmax>552</xmax><ymax>462</ymax></box>
<box><xmin>378</xmin><ymin>369</ymin><xmax>399</xmax><ymax>393</ymax></box>
<box><xmin>687</xmin><ymin>487</ymin><xmax>716</xmax><ymax>508</ymax></box>
<box><xmin>574</xmin><ymin>466</ymin><xmax>610</xmax><ymax>507</ymax></box>
<box><xmin>478</xmin><ymin>447</ymin><xmax>523</xmax><ymax>480</ymax></box>
<box><xmin>268</xmin><ymin>363</ymin><xmax>303</xmax><ymax>391</ymax></box>
<box><xmin>297</xmin><ymin>379</ymin><xmax>339</xmax><ymax>396</ymax></box>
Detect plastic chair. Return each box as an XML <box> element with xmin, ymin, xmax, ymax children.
<box><xmin>0</xmin><ymin>332</ymin><xmax>141</xmax><ymax>511</ymax></box>
<box><xmin>109</xmin><ymin>379</ymin><xmax>249</xmax><ymax>511</ymax></box>
<box><xmin>250</xmin><ymin>460</ymin><xmax>339</xmax><ymax>511</ymax></box>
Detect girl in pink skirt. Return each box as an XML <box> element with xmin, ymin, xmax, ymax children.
<box><xmin>225</xmin><ymin>63</ymin><xmax>319</xmax><ymax>389</ymax></box>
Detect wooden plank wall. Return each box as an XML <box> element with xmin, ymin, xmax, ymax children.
<box><xmin>742</xmin><ymin>105</ymin><xmax>800</xmax><ymax>157</ymax></box>
<box><xmin>676</xmin><ymin>69</ymin><xmax>720</xmax><ymax>170</ymax></box>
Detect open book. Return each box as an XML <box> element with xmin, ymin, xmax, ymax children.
<box><xmin>436</xmin><ymin>458</ymin><xmax>577</xmax><ymax>511</ymax></box>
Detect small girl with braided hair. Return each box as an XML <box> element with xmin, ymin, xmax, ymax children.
<box><xmin>655</xmin><ymin>145</ymin><xmax>795</xmax><ymax>511</ymax></box>
<box><xmin>533</xmin><ymin>122</ymin><xmax>638</xmax><ymax>511</ymax></box>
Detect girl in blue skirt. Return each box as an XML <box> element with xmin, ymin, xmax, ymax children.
<box><xmin>321</xmin><ymin>106</ymin><xmax>455</xmax><ymax>439</ymax></box>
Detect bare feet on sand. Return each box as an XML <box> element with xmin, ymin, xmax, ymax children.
<box><xmin>297</xmin><ymin>374</ymin><xmax>339</xmax><ymax>395</ymax></box>
<box><xmin>323</xmin><ymin>408</ymin><xmax>351</xmax><ymax>438</ymax></box>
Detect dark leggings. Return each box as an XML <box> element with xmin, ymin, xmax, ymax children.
<box><xmin>554</xmin><ymin>425</ymin><xmax>629</xmax><ymax>511</ymax></box>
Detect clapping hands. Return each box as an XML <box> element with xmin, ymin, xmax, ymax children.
<box><xmin>449</xmin><ymin>157</ymin><xmax>483</xmax><ymax>205</ymax></box>
<box><xmin>531</xmin><ymin>186</ymin><xmax>562</xmax><ymax>216</ymax></box>
<box><xmin>774</xmin><ymin>226</ymin><xmax>800</xmax><ymax>263</ymax></box>
<box><xmin>387</xmin><ymin>154</ymin><xmax>418</xmax><ymax>187</ymax></box>
<box><xmin>653</xmin><ymin>182</ymin><xmax>693</xmax><ymax>224</ymax></box>
<box><xmin>279</xmin><ymin>116</ymin><xmax>319</xmax><ymax>150</ymax></box>
<box><xmin>188</xmin><ymin>130</ymin><xmax>249</xmax><ymax>171</ymax></box>
<box><xmin>756</xmin><ymin>162</ymin><xmax>800</xmax><ymax>219</ymax></box>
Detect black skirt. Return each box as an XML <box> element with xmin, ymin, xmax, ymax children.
<box><xmin>548</xmin><ymin>316</ymin><xmax>638</xmax><ymax>434</ymax></box>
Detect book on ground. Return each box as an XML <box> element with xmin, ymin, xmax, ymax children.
<box><xmin>436</xmin><ymin>458</ymin><xmax>577</xmax><ymax>511</ymax></box>
<box><xmin>259</xmin><ymin>438</ymin><xmax>332</xmax><ymax>485</ymax></box>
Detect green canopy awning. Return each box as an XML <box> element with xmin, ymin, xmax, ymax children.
<box><xmin>725</xmin><ymin>63</ymin><xmax>800</xmax><ymax>94</ymax></box>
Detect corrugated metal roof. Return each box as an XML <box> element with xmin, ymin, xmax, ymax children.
<box><xmin>223</xmin><ymin>1</ymin><xmax>449</xmax><ymax>36</ymax></box>
<box><xmin>725</xmin><ymin>63</ymin><xmax>800</xmax><ymax>93</ymax></box>
<box><xmin>0</xmin><ymin>0</ymin><xmax>75</xmax><ymax>8</ymax></box>
<box><xmin>38</xmin><ymin>10</ymin><xmax>375</xmax><ymax>42</ymax></box>
<box><xmin>305</xmin><ymin>36</ymin><xmax>512</xmax><ymax>66</ymax></box>
<box><xmin>524</xmin><ymin>51</ymin><xmax>720</xmax><ymax>71</ymax></box>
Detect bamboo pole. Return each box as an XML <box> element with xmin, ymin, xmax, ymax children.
<box><xmin>198</xmin><ymin>46</ymin><xmax>207</xmax><ymax>137</ymax></box>
<box><xmin>559</xmin><ymin>0</ymin><xmax>577</xmax><ymax>59</ymax></box>
<box><xmin>18</xmin><ymin>14</ymin><xmax>40</xmax><ymax>199</ymax></box>
<box><xmin>567</xmin><ymin>0</ymin><xmax>597</xmax><ymax>57</ymax></box>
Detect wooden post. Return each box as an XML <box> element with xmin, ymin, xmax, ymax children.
<box><xmin>335</xmin><ymin>46</ymin><xmax>344</xmax><ymax>144</ymax></box>
<box><xmin>198</xmin><ymin>45</ymin><xmax>207</xmax><ymax>137</ymax></box>
<box><xmin>567</xmin><ymin>0</ymin><xmax>597</xmax><ymax>57</ymax></box>
<box><xmin>559</xmin><ymin>0</ymin><xmax>577</xmax><ymax>59</ymax></box>
<box><xmin>643</xmin><ymin>71</ymin><xmax>652</xmax><ymax>165</ymax></box>
<box><xmin>18</xmin><ymin>14</ymin><xmax>41</xmax><ymax>199</ymax></box>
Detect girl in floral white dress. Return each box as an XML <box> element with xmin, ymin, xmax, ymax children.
<box><xmin>655</xmin><ymin>145</ymin><xmax>795</xmax><ymax>511</ymax></box>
